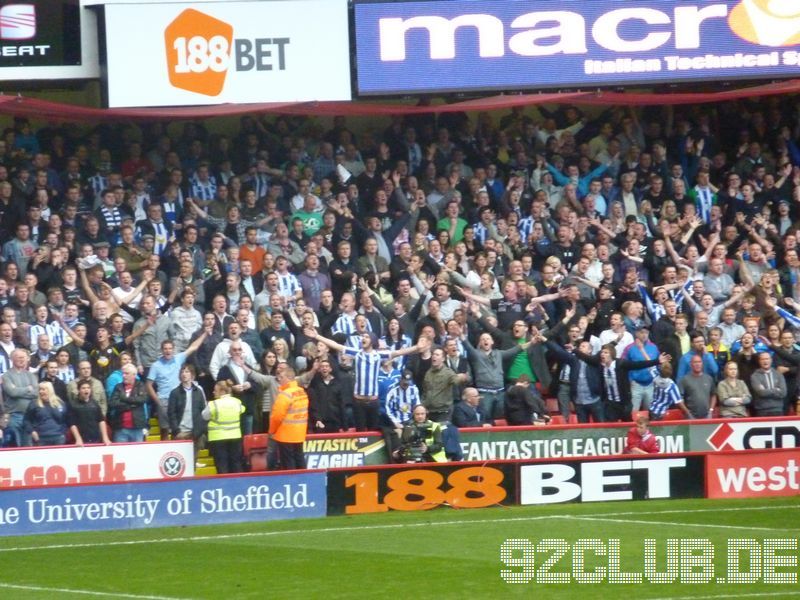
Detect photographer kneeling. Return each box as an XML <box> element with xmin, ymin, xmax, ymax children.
<box><xmin>395</xmin><ymin>405</ymin><xmax>446</xmax><ymax>463</ymax></box>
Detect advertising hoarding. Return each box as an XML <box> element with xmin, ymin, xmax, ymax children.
<box><xmin>303</xmin><ymin>435</ymin><xmax>387</xmax><ymax>469</ymax></box>
<box><xmin>327</xmin><ymin>462</ymin><xmax>517</xmax><ymax>515</ymax></box>
<box><xmin>0</xmin><ymin>470</ymin><xmax>327</xmax><ymax>536</ymax></box>
<box><xmin>706</xmin><ymin>448</ymin><xmax>800</xmax><ymax>499</ymax></box>
<box><xmin>354</xmin><ymin>0</ymin><xmax>800</xmax><ymax>95</ymax></box>
<box><xmin>327</xmin><ymin>455</ymin><xmax>706</xmax><ymax>514</ymax></box>
<box><xmin>518</xmin><ymin>456</ymin><xmax>705</xmax><ymax>505</ymax></box>
<box><xmin>0</xmin><ymin>442</ymin><xmax>194</xmax><ymax>489</ymax></box>
<box><xmin>301</xmin><ymin>418</ymin><xmax>800</xmax><ymax>466</ymax></box>
<box><xmin>104</xmin><ymin>0</ymin><xmax>352</xmax><ymax>107</ymax></box>
<box><xmin>0</xmin><ymin>1</ymin><xmax>99</xmax><ymax>80</ymax></box>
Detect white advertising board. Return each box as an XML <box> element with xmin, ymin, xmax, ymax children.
<box><xmin>104</xmin><ymin>0</ymin><xmax>351</xmax><ymax>107</ymax></box>
<box><xmin>0</xmin><ymin>441</ymin><xmax>194</xmax><ymax>489</ymax></box>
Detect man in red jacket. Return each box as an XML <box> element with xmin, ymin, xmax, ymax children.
<box><xmin>624</xmin><ymin>414</ymin><xmax>660</xmax><ymax>454</ymax></box>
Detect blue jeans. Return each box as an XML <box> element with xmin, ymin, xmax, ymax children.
<box><xmin>36</xmin><ymin>434</ymin><xmax>66</xmax><ymax>446</ymax></box>
<box><xmin>479</xmin><ymin>391</ymin><xmax>505</xmax><ymax>422</ymax></box>
<box><xmin>575</xmin><ymin>401</ymin><xmax>605</xmax><ymax>424</ymax></box>
<box><xmin>3</xmin><ymin>413</ymin><xmax>31</xmax><ymax>447</ymax></box>
<box><xmin>113</xmin><ymin>428</ymin><xmax>145</xmax><ymax>443</ymax></box>
<box><xmin>241</xmin><ymin>414</ymin><xmax>254</xmax><ymax>437</ymax></box>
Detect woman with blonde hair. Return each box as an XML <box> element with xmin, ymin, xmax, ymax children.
<box><xmin>23</xmin><ymin>382</ymin><xmax>68</xmax><ymax>446</ymax></box>
<box><xmin>271</xmin><ymin>338</ymin><xmax>291</xmax><ymax>363</ymax></box>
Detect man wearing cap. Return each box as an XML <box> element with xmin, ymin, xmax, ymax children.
<box><xmin>92</xmin><ymin>241</ymin><xmax>116</xmax><ymax>278</ymax></box>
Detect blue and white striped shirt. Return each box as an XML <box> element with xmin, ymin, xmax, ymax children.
<box><xmin>343</xmin><ymin>347</ymin><xmax>393</xmax><ymax>398</ymax></box>
<box><xmin>472</xmin><ymin>222</ymin><xmax>490</xmax><ymax>244</ymax></box>
<box><xmin>29</xmin><ymin>322</ymin><xmax>68</xmax><ymax>353</ymax></box>
<box><xmin>650</xmin><ymin>378</ymin><xmax>682</xmax><ymax>419</ymax></box>
<box><xmin>332</xmin><ymin>313</ymin><xmax>373</xmax><ymax>337</ymax></box>
<box><xmin>277</xmin><ymin>272</ymin><xmax>301</xmax><ymax>301</ymax></box>
<box><xmin>385</xmin><ymin>383</ymin><xmax>422</xmax><ymax>427</ymax></box>
<box><xmin>88</xmin><ymin>174</ymin><xmax>107</xmax><ymax>202</ymax></box>
<box><xmin>137</xmin><ymin>221</ymin><xmax>170</xmax><ymax>256</ymax></box>
<box><xmin>385</xmin><ymin>335</ymin><xmax>413</xmax><ymax>370</ymax></box>
<box><xmin>246</xmin><ymin>174</ymin><xmax>271</xmax><ymax>199</ymax></box>
<box><xmin>57</xmin><ymin>366</ymin><xmax>76</xmax><ymax>384</ymax></box>
<box><xmin>190</xmin><ymin>175</ymin><xmax>217</xmax><ymax>202</ymax></box>
<box><xmin>517</xmin><ymin>216</ymin><xmax>535</xmax><ymax>245</ymax></box>
<box><xmin>694</xmin><ymin>186</ymin><xmax>715</xmax><ymax>222</ymax></box>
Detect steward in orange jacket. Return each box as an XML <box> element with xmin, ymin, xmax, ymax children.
<box><xmin>268</xmin><ymin>365</ymin><xmax>309</xmax><ymax>470</ymax></box>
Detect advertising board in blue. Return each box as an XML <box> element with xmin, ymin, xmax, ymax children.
<box><xmin>0</xmin><ymin>471</ymin><xmax>326</xmax><ymax>537</ymax></box>
<box><xmin>354</xmin><ymin>0</ymin><xmax>800</xmax><ymax>95</ymax></box>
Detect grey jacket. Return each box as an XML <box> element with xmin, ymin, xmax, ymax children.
<box><xmin>2</xmin><ymin>368</ymin><xmax>38</xmax><ymax>414</ymax></box>
<box><xmin>750</xmin><ymin>369</ymin><xmax>787</xmax><ymax>415</ymax></box>
<box><xmin>133</xmin><ymin>313</ymin><xmax>170</xmax><ymax>368</ymax></box>
<box><xmin>463</xmin><ymin>339</ymin><xmax>521</xmax><ymax>391</ymax></box>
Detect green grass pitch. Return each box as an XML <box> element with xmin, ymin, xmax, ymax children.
<box><xmin>1</xmin><ymin>496</ymin><xmax>800</xmax><ymax>599</ymax></box>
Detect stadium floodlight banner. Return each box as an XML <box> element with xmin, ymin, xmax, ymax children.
<box><xmin>354</xmin><ymin>0</ymin><xmax>800</xmax><ymax>95</ymax></box>
<box><xmin>0</xmin><ymin>471</ymin><xmax>327</xmax><ymax>537</ymax></box>
<box><xmin>104</xmin><ymin>0</ymin><xmax>351</xmax><ymax>107</ymax></box>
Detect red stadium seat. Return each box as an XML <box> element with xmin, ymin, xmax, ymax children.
<box><xmin>549</xmin><ymin>415</ymin><xmax>565</xmax><ymax>425</ymax></box>
<box><xmin>545</xmin><ymin>398</ymin><xmax>560</xmax><ymax>415</ymax></box>
<box><xmin>242</xmin><ymin>434</ymin><xmax>269</xmax><ymax>471</ymax></box>
<box><xmin>493</xmin><ymin>419</ymin><xmax>508</xmax><ymax>427</ymax></box>
<box><xmin>662</xmin><ymin>409</ymin><xmax>685</xmax><ymax>421</ymax></box>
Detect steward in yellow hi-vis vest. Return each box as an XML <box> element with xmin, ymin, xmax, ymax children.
<box><xmin>269</xmin><ymin>365</ymin><xmax>309</xmax><ymax>470</ymax></box>
<box><xmin>202</xmin><ymin>380</ymin><xmax>245</xmax><ymax>474</ymax></box>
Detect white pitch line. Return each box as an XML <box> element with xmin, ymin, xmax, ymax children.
<box><xmin>0</xmin><ymin>516</ymin><xmax>556</xmax><ymax>553</ymax></box>
<box><xmin>0</xmin><ymin>582</ymin><xmax>191</xmax><ymax>600</ymax></box>
<box><xmin>571</xmin><ymin>516</ymin><xmax>788</xmax><ymax>533</ymax></box>
<box><xmin>0</xmin><ymin>503</ymin><xmax>799</xmax><ymax>554</ymax></box>
<box><xmin>649</xmin><ymin>592</ymin><xmax>800</xmax><ymax>600</ymax></box>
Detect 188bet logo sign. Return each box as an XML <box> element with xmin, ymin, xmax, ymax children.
<box><xmin>164</xmin><ymin>8</ymin><xmax>290</xmax><ymax>97</ymax></box>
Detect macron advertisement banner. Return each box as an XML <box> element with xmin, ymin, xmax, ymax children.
<box><xmin>0</xmin><ymin>442</ymin><xmax>194</xmax><ymax>489</ymax></box>
<box><xmin>354</xmin><ymin>0</ymin><xmax>800</xmax><ymax>95</ymax></box>
<box><xmin>104</xmin><ymin>0</ymin><xmax>351</xmax><ymax>107</ymax></box>
<box><xmin>0</xmin><ymin>471</ymin><xmax>327</xmax><ymax>536</ymax></box>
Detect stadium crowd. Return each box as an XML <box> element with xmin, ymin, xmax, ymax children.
<box><xmin>0</xmin><ymin>97</ymin><xmax>800</xmax><ymax>465</ymax></box>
